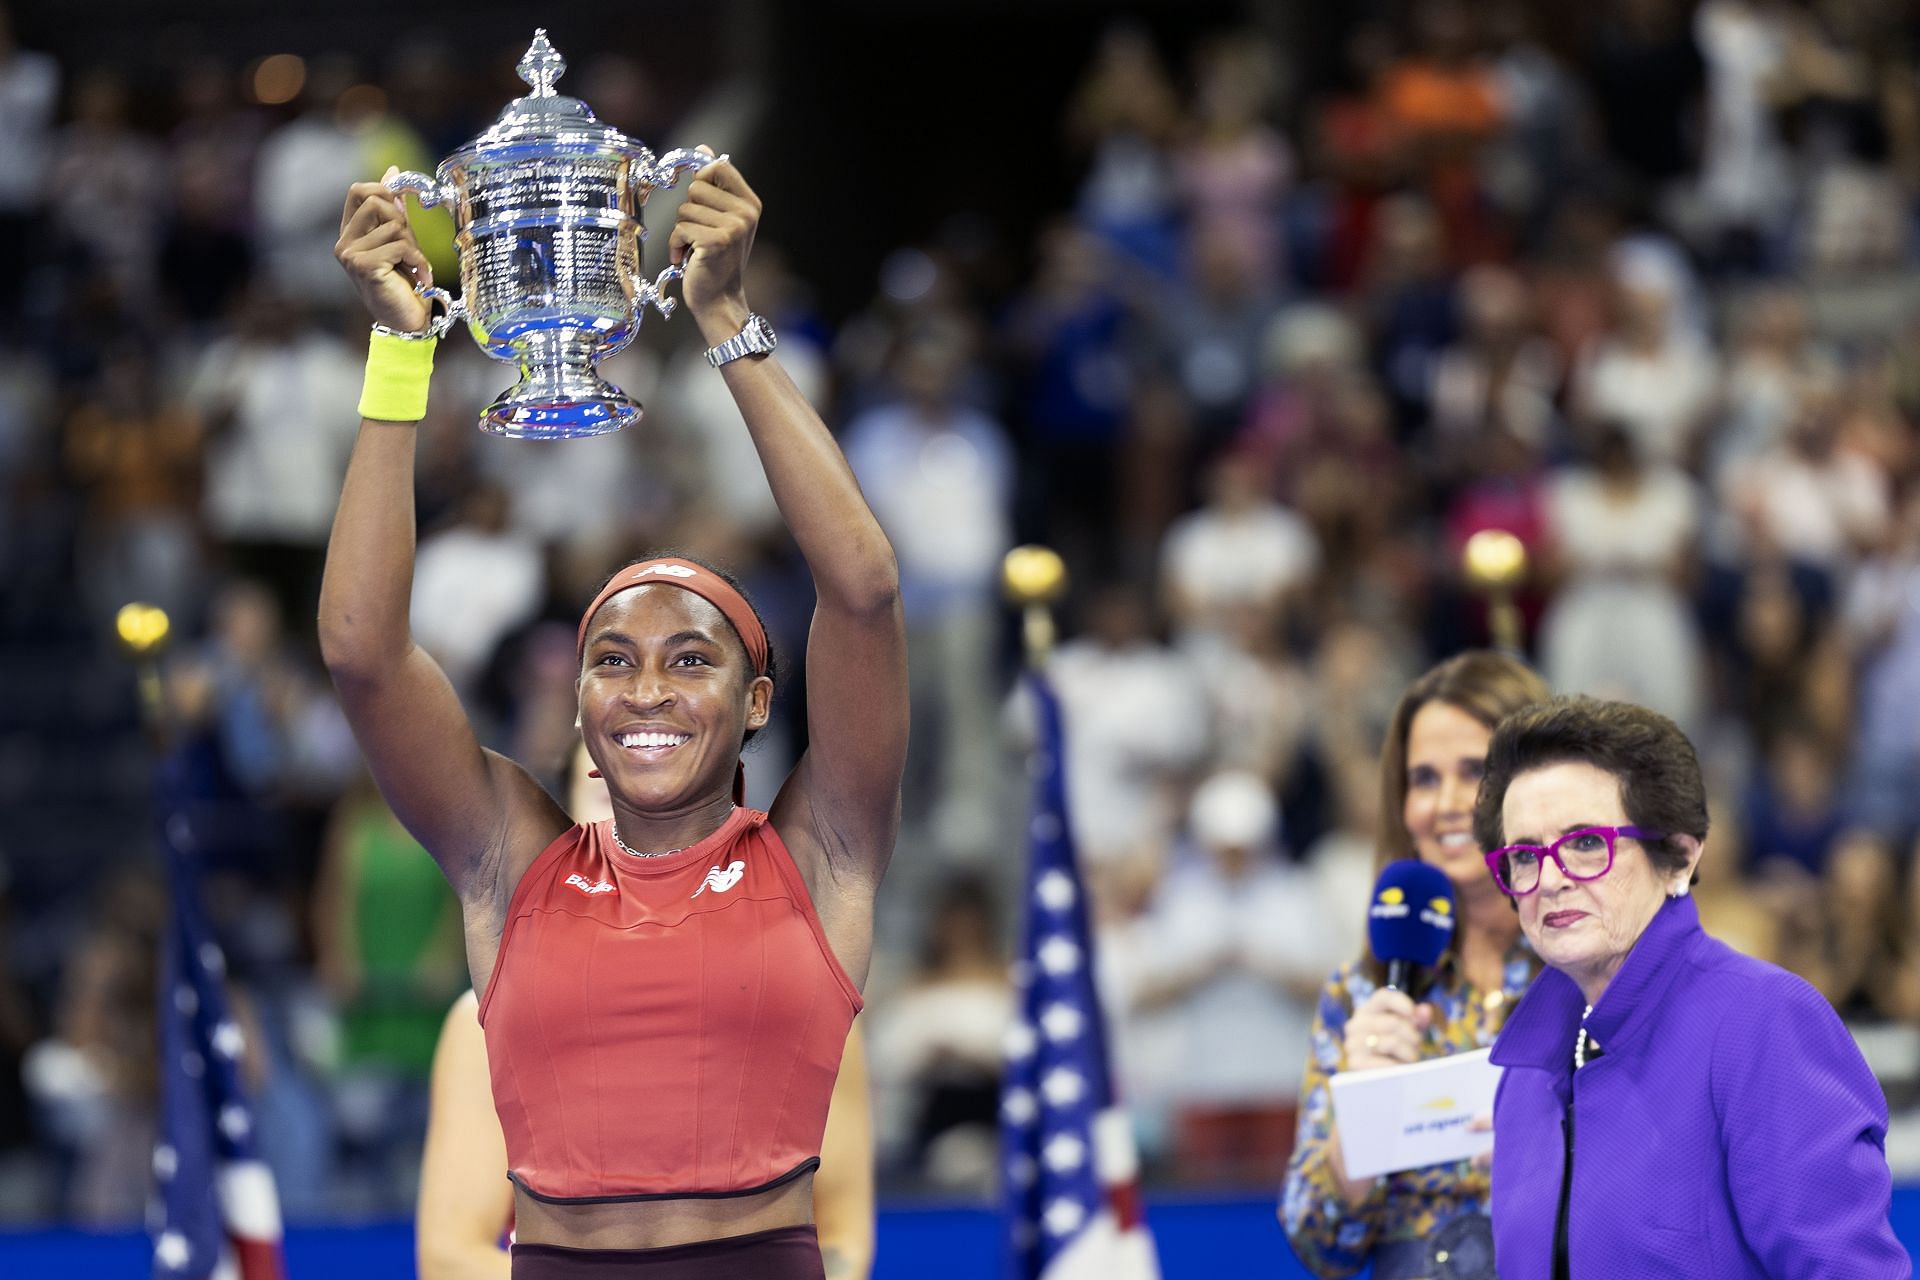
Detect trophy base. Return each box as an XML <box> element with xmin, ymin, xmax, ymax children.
<box><xmin>480</xmin><ymin>391</ymin><xmax>641</xmax><ymax>440</ymax></box>
<box><xmin>479</xmin><ymin>330</ymin><xmax>641</xmax><ymax>440</ymax></box>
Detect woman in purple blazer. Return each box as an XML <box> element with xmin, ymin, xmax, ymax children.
<box><xmin>1475</xmin><ymin>696</ymin><xmax>1910</xmax><ymax>1279</ymax></box>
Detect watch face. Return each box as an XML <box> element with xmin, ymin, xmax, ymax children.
<box><xmin>750</xmin><ymin>315</ymin><xmax>778</xmax><ymax>352</ymax></box>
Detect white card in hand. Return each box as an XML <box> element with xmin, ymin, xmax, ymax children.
<box><xmin>1328</xmin><ymin>1047</ymin><xmax>1502</xmax><ymax>1180</ymax></box>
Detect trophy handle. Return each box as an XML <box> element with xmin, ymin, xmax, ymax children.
<box><xmin>627</xmin><ymin>150</ymin><xmax>730</xmax><ymax>318</ymax></box>
<box><xmin>385</xmin><ymin>169</ymin><xmax>454</xmax><ymax>209</ymax></box>
<box><xmin>633</xmin><ymin>264</ymin><xmax>687</xmax><ymax>320</ymax></box>
<box><xmin>637</xmin><ymin>149</ymin><xmax>727</xmax><ymax>189</ymax></box>
<box><xmin>414</xmin><ymin>284</ymin><xmax>466</xmax><ymax>339</ymax></box>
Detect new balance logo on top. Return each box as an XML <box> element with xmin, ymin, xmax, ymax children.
<box><xmin>692</xmin><ymin>860</ymin><xmax>746</xmax><ymax>898</ymax></box>
<box><xmin>565</xmin><ymin>873</ymin><xmax>616</xmax><ymax>896</ymax></box>
<box><xmin>636</xmin><ymin>563</ymin><xmax>697</xmax><ymax>579</ymax></box>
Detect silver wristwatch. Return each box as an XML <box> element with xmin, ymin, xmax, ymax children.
<box><xmin>704</xmin><ymin>313</ymin><xmax>778</xmax><ymax>368</ymax></box>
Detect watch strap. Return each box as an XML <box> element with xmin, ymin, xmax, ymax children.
<box><xmin>705</xmin><ymin>314</ymin><xmax>775</xmax><ymax>368</ymax></box>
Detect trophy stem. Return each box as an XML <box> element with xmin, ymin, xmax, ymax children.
<box><xmin>482</xmin><ymin>328</ymin><xmax>641</xmax><ymax>440</ymax></box>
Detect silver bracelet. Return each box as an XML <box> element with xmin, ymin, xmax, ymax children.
<box><xmin>371</xmin><ymin>287</ymin><xmax>458</xmax><ymax>341</ymax></box>
<box><xmin>369</xmin><ymin>321</ymin><xmax>438</xmax><ymax>342</ymax></box>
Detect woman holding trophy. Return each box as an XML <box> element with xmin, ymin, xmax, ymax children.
<box><xmin>321</xmin><ymin>149</ymin><xmax>906</xmax><ymax>1279</ymax></box>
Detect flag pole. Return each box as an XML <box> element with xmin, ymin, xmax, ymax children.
<box><xmin>122</xmin><ymin>602</ymin><xmax>289</xmax><ymax>1280</ymax></box>
<box><xmin>997</xmin><ymin>548</ymin><xmax>1161</xmax><ymax>1280</ymax></box>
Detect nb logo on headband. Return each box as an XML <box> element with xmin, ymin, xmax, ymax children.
<box><xmin>635</xmin><ymin>564</ymin><xmax>698</xmax><ymax>579</ymax></box>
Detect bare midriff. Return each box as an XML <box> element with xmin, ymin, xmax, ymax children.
<box><xmin>509</xmin><ymin>1168</ymin><xmax>815</xmax><ymax>1250</ymax></box>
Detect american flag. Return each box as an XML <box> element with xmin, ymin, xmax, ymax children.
<box><xmin>150</xmin><ymin>762</ymin><xmax>285</xmax><ymax>1280</ymax></box>
<box><xmin>1000</xmin><ymin>674</ymin><xmax>1160</xmax><ymax>1280</ymax></box>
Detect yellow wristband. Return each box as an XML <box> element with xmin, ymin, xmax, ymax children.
<box><xmin>358</xmin><ymin>329</ymin><xmax>438</xmax><ymax>422</ymax></box>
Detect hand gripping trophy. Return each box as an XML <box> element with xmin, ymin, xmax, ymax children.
<box><xmin>385</xmin><ymin>30</ymin><xmax>717</xmax><ymax>438</ymax></box>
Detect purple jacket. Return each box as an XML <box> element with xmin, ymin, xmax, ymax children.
<box><xmin>1490</xmin><ymin>896</ymin><xmax>1909</xmax><ymax>1278</ymax></box>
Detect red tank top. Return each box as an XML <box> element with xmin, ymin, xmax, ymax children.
<box><xmin>477</xmin><ymin>807</ymin><xmax>862</xmax><ymax>1202</ymax></box>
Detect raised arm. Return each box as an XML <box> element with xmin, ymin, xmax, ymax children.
<box><xmin>669</xmin><ymin>159</ymin><xmax>907</xmax><ymax>891</ymax></box>
<box><xmin>319</xmin><ymin>178</ymin><xmax>566</xmax><ymax>903</ymax></box>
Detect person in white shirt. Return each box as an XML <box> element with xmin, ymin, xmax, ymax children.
<box><xmin>1037</xmin><ymin>584</ymin><xmax>1211</xmax><ymax>867</ymax></box>
<box><xmin>1573</xmin><ymin>243</ymin><xmax>1719</xmax><ymax>468</ymax></box>
<box><xmin>1139</xmin><ymin>771</ymin><xmax>1332</xmax><ymax>1183</ymax></box>
<box><xmin>843</xmin><ymin>332</ymin><xmax>1014</xmax><ymax>856</ymax></box>
<box><xmin>1539</xmin><ymin>422</ymin><xmax>1705</xmax><ymax>737</ymax></box>
<box><xmin>1160</xmin><ymin>450</ymin><xmax>1319</xmax><ymax>654</ymax></box>
<box><xmin>188</xmin><ymin>289</ymin><xmax>361</xmax><ymax>610</ymax></box>
<box><xmin>409</xmin><ymin>483</ymin><xmax>545</xmax><ymax>697</ymax></box>
<box><xmin>1722</xmin><ymin>377</ymin><xmax>1890</xmax><ymax>577</ymax></box>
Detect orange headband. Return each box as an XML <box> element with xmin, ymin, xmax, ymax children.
<box><xmin>576</xmin><ymin>559</ymin><xmax>770</xmax><ymax>676</ymax></box>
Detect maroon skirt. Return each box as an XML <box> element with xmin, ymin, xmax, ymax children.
<box><xmin>510</xmin><ymin>1226</ymin><xmax>824</xmax><ymax>1279</ymax></box>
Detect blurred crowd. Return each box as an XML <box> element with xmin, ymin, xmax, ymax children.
<box><xmin>2</xmin><ymin>0</ymin><xmax>1920</xmax><ymax>1225</ymax></box>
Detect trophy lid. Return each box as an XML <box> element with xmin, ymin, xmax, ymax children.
<box><xmin>456</xmin><ymin>30</ymin><xmax>641</xmax><ymax>161</ymax></box>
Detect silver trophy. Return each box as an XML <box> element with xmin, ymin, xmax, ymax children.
<box><xmin>386</xmin><ymin>30</ymin><xmax>716</xmax><ymax>439</ymax></box>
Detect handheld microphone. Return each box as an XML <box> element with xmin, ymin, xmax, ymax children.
<box><xmin>1368</xmin><ymin>859</ymin><xmax>1456</xmax><ymax>993</ymax></box>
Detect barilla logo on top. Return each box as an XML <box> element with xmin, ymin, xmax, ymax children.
<box><xmin>635</xmin><ymin>563</ymin><xmax>698</xmax><ymax>579</ymax></box>
<box><xmin>1421</xmin><ymin>896</ymin><xmax>1455</xmax><ymax>932</ymax></box>
<box><xmin>1370</xmin><ymin>885</ymin><xmax>1409</xmax><ymax>920</ymax></box>
<box><xmin>565</xmin><ymin>873</ymin><xmax>616</xmax><ymax>896</ymax></box>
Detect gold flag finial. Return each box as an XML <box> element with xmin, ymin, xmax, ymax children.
<box><xmin>1461</xmin><ymin>530</ymin><xmax>1529</xmax><ymax>654</ymax></box>
<box><xmin>115</xmin><ymin>602</ymin><xmax>172</xmax><ymax>658</ymax></box>
<box><xmin>1003</xmin><ymin>546</ymin><xmax>1068</xmax><ymax>667</ymax></box>
<box><xmin>114</xmin><ymin>602</ymin><xmax>173</xmax><ymax>740</ymax></box>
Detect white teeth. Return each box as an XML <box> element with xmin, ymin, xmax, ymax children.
<box><xmin>616</xmin><ymin>732</ymin><xmax>689</xmax><ymax>749</ymax></box>
<box><xmin>1439</xmin><ymin>833</ymin><xmax>1474</xmax><ymax>846</ymax></box>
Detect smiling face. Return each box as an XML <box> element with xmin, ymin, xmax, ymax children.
<box><xmin>1403</xmin><ymin>700</ymin><xmax>1495</xmax><ymax>894</ymax></box>
<box><xmin>577</xmin><ymin>585</ymin><xmax>771</xmax><ymax>815</ymax></box>
<box><xmin>1501</xmin><ymin>761</ymin><xmax>1699</xmax><ymax>1004</ymax></box>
